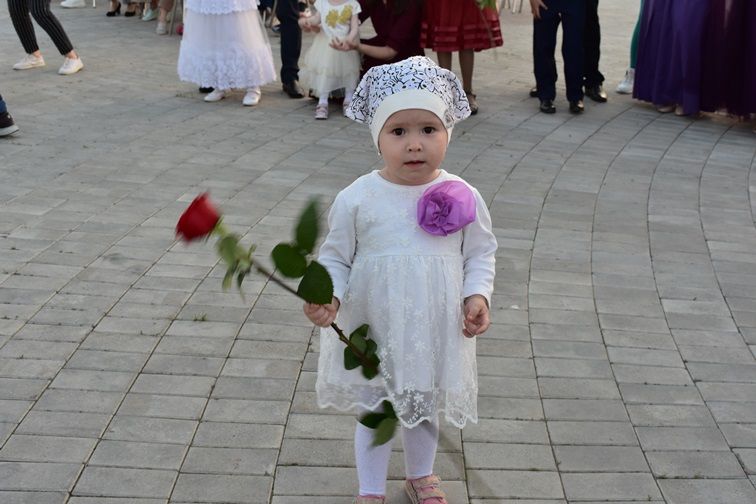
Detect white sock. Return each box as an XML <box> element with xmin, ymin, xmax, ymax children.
<box><xmin>344</xmin><ymin>86</ymin><xmax>355</xmax><ymax>104</ymax></box>
<box><xmin>355</xmin><ymin>421</ymin><xmax>395</xmax><ymax>496</ymax></box>
<box><xmin>318</xmin><ymin>94</ymin><xmax>329</xmax><ymax>106</ymax></box>
<box><xmin>401</xmin><ymin>418</ymin><xmax>439</xmax><ymax>479</ymax></box>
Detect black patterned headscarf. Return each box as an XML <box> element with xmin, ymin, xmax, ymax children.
<box><xmin>345</xmin><ymin>56</ymin><xmax>471</xmax><ymax>151</ymax></box>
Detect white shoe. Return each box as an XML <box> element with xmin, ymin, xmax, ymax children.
<box><xmin>13</xmin><ymin>54</ymin><xmax>45</xmax><ymax>70</ymax></box>
<box><xmin>156</xmin><ymin>21</ymin><xmax>167</xmax><ymax>35</ymax></box>
<box><xmin>616</xmin><ymin>68</ymin><xmax>635</xmax><ymax>94</ymax></box>
<box><xmin>142</xmin><ymin>7</ymin><xmax>157</xmax><ymax>21</ymax></box>
<box><xmin>242</xmin><ymin>87</ymin><xmax>261</xmax><ymax>106</ymax></box>
<box><xmin>61</xmin><ymin>0</ymin><xmax>85</xmax><ymax>7</ymax></box>
<box><xmin>204</xmin><ymin>89</ymin><xmax>226</xmax><ymax>102</ymax></box>
<box><xmin>58</xmin><ymin>57</ymin><xmax>83</xmax><ymax>75</ymax></box>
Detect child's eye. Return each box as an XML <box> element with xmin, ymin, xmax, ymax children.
<box><xmin>422</xmin><ymin>126</ymin><xmax>436</xmax><ymax>134</ymax></box>
<box><xmin>391</xmin><ymin>128</ymin><xmax>405</xmax><ymax>136</ymax></box>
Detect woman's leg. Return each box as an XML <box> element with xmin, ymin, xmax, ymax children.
<box><xmin>8</xmin><ymin>0</ymin><xmax>40</xmax><ymax>55</ymax></box>
<box><xmin>401</xmin><ymin>418</ymin><xmax>440</xmax><ymax>480</ymax></box>
<box><xmin>458</xmin><ymin>49</ymin><xmax>475</xmax><ymax>95</ymax></box>
<box><xmin>28</xmin><ymin>0</ymin><xmax>75</xmax><ymax>56</ymax></box>
<box><xmin>436</xmin><ymin>51</ymin><xmax>452</xmax><ymax>71</ymax></box>
<box><xmin>355</xmin><ymin>421</ymin><xmax>395</xmax><ymax>497</ymax></box>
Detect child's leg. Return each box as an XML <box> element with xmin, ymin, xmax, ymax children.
<box><xmin>401</xmin><ymin>418</ymin><xmax>440</xmax><ymax>479</ymax></box>
<box><xmin>355</xmin><ymin>421</ymin><xmax>396</xmax><ymax>497</ymax></box>
<box><xmin>344</xmin><ymin>83</ymin><xmax>356</xmax><ymax>105</ymax></box>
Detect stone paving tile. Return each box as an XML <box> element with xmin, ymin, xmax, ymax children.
<box><xmin>658</xmin><ymin>479</ymin><xmax>756</xmax><ymax>504</ymax></box>
<box><xmin>0</xmin><ymin>491</ymin><xmax>68</xmax><ymax>504</ymax></box>
<box><xmin>73</xmin><ymin>467</ymin><xmax>176</xmax><ymax>499</ymax></box>
<box><xmin>171</xmin><ymin>473</ymin><xmax>271</xmax><ymax>503</ymax></box>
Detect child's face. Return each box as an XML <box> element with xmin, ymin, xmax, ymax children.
<box><xmin>378</xmin><ymin>109</ymin><xmax>448</xmax><ymax>186</ymax></box>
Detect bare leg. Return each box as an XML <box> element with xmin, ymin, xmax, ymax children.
<box><xmin>436</xmin><ymin>51</ymin><xmax>452</xmax><ymax>71</ymax></box>
<box><xmin>459</xmin><ymin>49</ymin><xmax>474</xmax><ymax>94</ymax></box>
<box><xmin>458</xmin><ymin>49</ymin><xmax>478</xmax><ymax>113</ymax></box>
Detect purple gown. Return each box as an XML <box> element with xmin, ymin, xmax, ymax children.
<box><xmin>634</xmin><ymin>0</ymin><xmax>710</xmax><ymax>115</ymax></box>
<box><xmin>701</xmin><ymin>0</ymin><xmax>756</xmax><ymax>116</ymax></box>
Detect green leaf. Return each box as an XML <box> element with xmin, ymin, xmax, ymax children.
<box><xmin>350</xmin><ymin>324</ymin><xmax>369</xmax><ymax>341</ymax></box>
<box><xmin>372</xmin><ymin>417</ymin><xmax>398</xmax><ymax>446</ymax></box>
<box><xmin>381</xmin><ymin>400</ymin><xmax>397</xmax><ymax>419</ymax></box>
<box><xmin>343</xmin><ymin>346</ymin><xmax>360</xmax><ymax>370</ymax></box>
<box><xmin>295</xmin><ymin>199</ymin><xmax>319</xmax><ymax>255</ymax></box>
<box><xmin>349</xmin><ymin>333</ymin><xmax>367</xmax><ymax>354</ymax></box>
<box><xmin>217</xmin><ymin>235</ymin><xmax>239</xmax><ymax>265</ymax></box>
<box><xmin>358</xmin><ymin>412</ymin><xmax>385</xmax><ymax>429</ymax></box>
<box><xmin>361</xmin><ymin>355</ymin><xmax>380</xmax><ymax>380</ymax></box>
<box><xmin>365</xmin><ymin>338</ymin><xmax>377</xmax><ymax>357</ymax></box>
<box><xmin>271</xmin><ymin>243</ymin><xmax>307</xmax><ymax>278</ymax></box>
<box><xmin>222</xmin><ymin>268</ymin><xmax>235</xmax><ymax>290</ymax></box>
<box><xmin>297</xmin><ymin>261</ymin><xmax>334</xmax><ymax>304</ymax></box>
<box><xmin>236</xmin><ymin>270</ymin><xmax>246</xmax><ymax>289</ymax></box>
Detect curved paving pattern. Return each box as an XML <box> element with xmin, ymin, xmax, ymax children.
<box><xmin>1</xmin><ymin>1</ymin><xmax>755</xmax><ymax>503</ymax></box>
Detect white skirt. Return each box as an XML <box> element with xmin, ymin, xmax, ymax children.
<box><xmin>178</xmin><ymin>8</ymin><xmax>277</xmax><ymax>90</ymax></box>
<box><xmin>300</xmin><ymin>33</ymin><xmax>360</xmax><ymax>96</ymax></box>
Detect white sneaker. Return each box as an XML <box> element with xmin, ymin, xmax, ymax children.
<box><xmin>204</xmin><ymin>89</ymin><xmax>226</xmax><ymax>102</ymax></box>
<box><xmin>142</xmin><ymin>7</ymin><xmax>157</xmax><ymax>21</ymax></box>
<box><xmin>156</xmin><ymin>21</ymin><xmax>167</xmax><ymax>35</ymax></box>
<box><xmin>13</xmin><ymin>54</ymin><xmax>45</xmax><ymax>70</ymax></box>
<box><xmin>242</xmin><ymin>87</ymin><xmax>261</xmax><ymax>106</ymax></box>
<box><xmin>58</xmin><ymin>57</ymin><xmax>83</xmax><ymax>75</ymax></box>
<box><xmin>61</xmin><ymin>0</ymin><xmax>86</xmax><ymax>7</ymax></box>
<box><xmin>616</xmin><ymin>68</ymin><xmax>635</xmax><ymax>94</ymax></box>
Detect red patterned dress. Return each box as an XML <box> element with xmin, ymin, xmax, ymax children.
<box><xmin>421</xmin><ymin>0</ymin><xmax>503</xmax><ymax>52</ymax></box>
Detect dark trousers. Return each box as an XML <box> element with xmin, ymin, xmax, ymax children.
<box><xmin>533</xmin><ymin>0</ymin><xmax>585</xmax><ymax>102</ymax></box>
<box><xmin>8</xmin><ymin>0</ymin><xmax>74</xmax><ymax>55</ymax></box>
<box><xmin>276</xmin><ymin>0</ymin><xmax>302</xmax><ymax>84</ymax></box>
<box><xmin>583</xmin><ymin>0</ymin><xmax>604</xmax><ymax>87</ymax></box>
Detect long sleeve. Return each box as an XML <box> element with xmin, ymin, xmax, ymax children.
<box><xmin>317</xmin><ymin>193</ymin><xmax>357</xmax><ymax>302</ymax></box>
<box><xmin>462</xmin><ymin>189</ymin><xmax>497</xmax><ymax>305</ymax></box>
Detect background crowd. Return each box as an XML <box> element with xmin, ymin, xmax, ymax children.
<box><xmin>2</xmin><ymin>0</ymin><xmax>755</xmax><ymax>137</ymax></box>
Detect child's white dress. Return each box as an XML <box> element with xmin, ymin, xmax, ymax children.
<box><xmin>301</xmin><ymin>0</ymin><xmax>362</xmax><ymax>96</ymax></box>
<box><xmin>178</xmin><ymin>0</ymin><xmax>277</xmax><ymax>90</ymax></box>
<box><xmin>316</xmin><ymin>170</ymin><xmax>497</xmax><ymax>428</ymax></box>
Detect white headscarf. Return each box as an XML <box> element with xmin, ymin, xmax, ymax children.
<box><xmin>345</xmin><ymin>56</ymin><xmax>472</xmax><ymax>151</ymax></box>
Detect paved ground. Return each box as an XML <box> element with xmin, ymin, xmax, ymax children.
<box><xmin>1</xmin><ymin>1</ymin><xmax>756</xmax><ymax>503</ymax></box>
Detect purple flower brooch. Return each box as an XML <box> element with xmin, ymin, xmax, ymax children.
<box><xmin>417</xmin><ymin>180</ymin><xmax>476</xmax><ymax>236</ymax></box>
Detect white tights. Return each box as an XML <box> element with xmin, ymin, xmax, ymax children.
<box><xmin>354</xmin><ymin>417</ymin><xmax>439</xmax><ymax>496</ymax></box>
<box><xmin>317</xmin><ymin>86</ymin><xmax>356</xmax><ymax>106</ymax></box>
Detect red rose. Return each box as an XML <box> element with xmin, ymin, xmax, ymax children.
<box><xmin>176</xmin><ymin>193</ymin><xmax>221</xmax><ymax>242</ymax></box>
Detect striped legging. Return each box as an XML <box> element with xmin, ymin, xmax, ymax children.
<box><xmin>8</xmin><ymin>0</ymin><xmax>74</xmax><ymax>55</ymax></box>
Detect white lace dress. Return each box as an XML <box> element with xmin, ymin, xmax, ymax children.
<box><xmin>316</xmin><ymin>170</ymin><xmax>497</xmax><ymax>428</ymax></box>
<box><xmin>178</xmin><ymin>0</ymin><xmax>276</xmax><ymax>90</ymax></box>
<box><xmin>300</xmin><ymin>0</ymin><xmax>361</xmax><ymax>96</ymax></box>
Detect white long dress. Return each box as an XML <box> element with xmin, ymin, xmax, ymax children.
<box><xmin>315</xmin><ymin>170</ymin><xmax>497</xmax><ymax>428</ymax></box>
<box><xmin>300</xmin><ymin>0</ymin><xmax>361</xmax><ymax>96</ymax></box>
<box><xmin>178</xmin><ymin>0</ymin><xmax>276</xmax><ymax>90</ymax></box>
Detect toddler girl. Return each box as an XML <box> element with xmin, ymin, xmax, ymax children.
<box><xmin>303</xmin><ymin>56</ymin><xmax>497</xmax><ymax>504</ymax></box>
<box><xmin>177</xmin><ymin>0</ymin><xmax>276</xmax><ymax>106</ymax></box>
<box><xmin>299</xmin><ymin>0</ymin><xmax>361</xmax><ymax>119</ymax></box>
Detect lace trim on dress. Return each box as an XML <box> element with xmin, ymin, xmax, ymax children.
<box><xmin>178</xmin><ymin>48</ymin><xmax>276</xmax><ymax>90</ymax></box>
<box><xmin>185</xmin><ymin>0</ymin><xmax>258</xmax><ymax>15</ymax></box>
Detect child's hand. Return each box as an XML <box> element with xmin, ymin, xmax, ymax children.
<box><xmin>303</xmin><ymin>297</ymin><xmax>340</xmax><ymax>327</ymax></box>
<box><xmin>463</xmin><ymin>295</ymin><xmax>490</xmax><ymax>338</ymax></box>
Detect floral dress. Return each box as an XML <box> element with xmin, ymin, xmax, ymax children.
<box><xmin>301</xmin><ymin>0</ymin><xmax>362</xmax><ymax>96</ymax></box>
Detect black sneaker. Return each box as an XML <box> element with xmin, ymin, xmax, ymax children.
<box><xmin>282</xmin><ymin>80</ymin><xmax>305</xmax><ymax>99</ymax></box>
<box><xmin>0</xmin><ymin>112</ymin><xmax>19</xmax><ymax>137</ymax></box>
<box><xmin>199</xmin><ymin>87</ymin><xmax>214</xmax><ymax>93</ymax></box>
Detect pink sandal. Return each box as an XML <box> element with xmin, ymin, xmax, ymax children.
<box><xmin>405</xmin><ymin>475</ymin><xmax>448</xmax><ymax>504</ymax></box>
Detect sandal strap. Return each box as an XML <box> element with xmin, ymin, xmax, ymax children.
<box><xmin>406</xmin><ymin>475</ymin><xmax>447</xmax><ymax>502</ymax></box>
